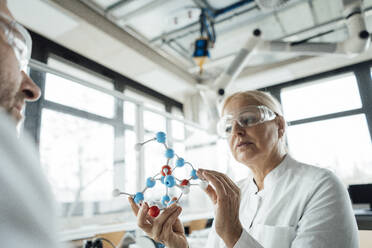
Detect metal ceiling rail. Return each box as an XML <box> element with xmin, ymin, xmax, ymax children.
<box><xmin>279</xmin><ymin>5</ymin><xmax>372</xmax><ymax>41</ymax></box>
<box><xmin>51</xmin><ymin>0</ymin><xmax>199</xmax><ymax>86</ymax></box>
<box><xmin>108</xmin><ymin>0</ymin><xmax>169</xmax><ymax>22</ymax></box>
<box><xmin>149</xmin><ymin>0</ymin><xmax>309</xmax><ymax>43</ymax></box>
<box><xmin>105</xmin><ymin>0</ymin><xmax>129</xmax><ymax>13</ymax></box>
<box><xmin>188</xmin><ymin>5</ymin><xmax>372</xmax><ymax>73</ymax></box>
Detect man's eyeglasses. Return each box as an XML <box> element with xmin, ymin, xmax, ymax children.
<box><xmin>0</xmin><ymin>12</ymin><xmax>31</xmax><ymax>71</ymax></box>
<box><xmin>217</xmin><ymin>105</ymin><xmax>277</xmax><ymax>138</ymax></box>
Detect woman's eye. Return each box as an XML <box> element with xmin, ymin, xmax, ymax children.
<box><xmin>225</xmin><ymin>126</ymin><xmax>232</xmax><ymax>133</ymax></box>
<box><xmin>240</xmin><ymin>116</ymin><xmax>257</xmax><ymax>126</ymax></box>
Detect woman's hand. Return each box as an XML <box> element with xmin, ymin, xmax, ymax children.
<box><xmin>128</xmin><ymin>197</ymin><xmax>188</xmax><ymax>248</ymax></box>
<box><xmin>197</xmin><ymin>169</ymin><xmax>243</xmax><ymax>248</ymax></box>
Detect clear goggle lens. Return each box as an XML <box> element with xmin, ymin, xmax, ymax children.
<box><xmin>217</xmin><ymin>105</ymin><xmax>277</xmax><ymax>138</ymax></box>
<box><xmin>0</xmin><ymin>13</ymin><xmax>31</xmax><ymax>71</ymax></box>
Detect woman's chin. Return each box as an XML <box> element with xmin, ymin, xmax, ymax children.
<box><xmin>236</xmin><ymin>151</ymin><xmax>258</xmax><ymax>164</ymax></box>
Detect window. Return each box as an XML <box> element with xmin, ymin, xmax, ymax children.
<box><xmin>287</xmin><ymin>114</ymin><xmax>372</xmax><ymax>184</ymax></box>
<box><xmin>40</xmin><ymin>109</ymin><xmax>114</xmax><ymax>204</ymax></box>
<box><xmin>124</xmin><ymin>88</ymin><xmax>165</xmax><ymax>111</ymax></box>
<box><xmin>123</xmin><ymin>101</ymin><xmax>136</xmax><ymax>126</ymax></box>
<box><xmin>25</xmin><ymin>39</ymin><xmax>211</xmax><ymax>235</ymax></box>
<box><xmin>280</xmin><ymin>72</ymin><xmax>372</xmax><ymax>185</ymax></box>
<box><xmin>37</xmin><ymin>59</ymin><xmax>127</xmax><ymax>222</ymax></box>
<box><xmin>281</xmin><ymin>73</ymin><xmax>362</xmax><ymax>121</ymax></box>
<box><xmin>172</xmin><ymin>120</ymin><xmax>185</xmax><ymax>140</ymax></box>
<box><xmin>48</xmin><ymin>57</ymin><xmax>114</xmax><ymax>90</ymax></box>
<box><xmin>45</xmin><ymin>73</ymin><xmax>115</xmax><ymax>118</ymax></box>
<box><xmin>144</xmin><ymin>110</ymin><xmax>166</xmax><ymax>132</ymax></box>
<box><xmin>124</xmin><ymin>130</ymin><xmax>137</xmax><ymax>194</ymax></box>
<box><xmin>45</xmin><ymin>58</ymin><xmax>115</xmax><ymax>118</ymax></box>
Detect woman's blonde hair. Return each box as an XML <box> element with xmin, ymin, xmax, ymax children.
<box><xmin>222</xmin><ymin>90</ymin><xmax>288</xmax><ymax>152</ymax></box>
<box><xmin>222</xmin><ymin>90</ymin><xmax>283</xmax><ymax>116</ymax></box>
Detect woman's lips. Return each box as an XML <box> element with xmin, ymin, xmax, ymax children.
<box><xmin>237</xmin><ymin>141</ymin><xmax>253</xmax><ymax>148</ymax></box>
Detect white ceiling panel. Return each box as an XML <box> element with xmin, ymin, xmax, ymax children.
<box><xmin>312</xmin><ymin>0</ymin><xmax>343</xmax><ymax>23</ymax></box>
<box><xmin>257</xmin><ymin>15</ymin><xmax>285</xmax><ymax>39</ymax></box>
<box><xmin>214</xmin><ymin>7</ymin><xmax>260</xmax><ymax>33</ymax></box>
<box><xmin>9</xmin><ymin>0</ymin><xmax>79</xmax><ymax>39</ymax></box>
<box><xmin>135</xmin><ymin>67</ymin><xmax>196</xmax><ymax>101</ymax></box>
<box><xmin>210</xmin><ymin>24</ymin><xmax>255</xmax><ymax>59</ymax></box>
<box><xmin>56</xmin><ymin>22</ymin><xmax>124</xmax><ymax>60</ymax></box>
<box><xmin>125</xmin><ymin>0</ymin><xmax>197</xmax><ymax>39</ymax></box>
<box><xmin>92</xmin><ymin>0</ymin><xmax>120</xmax><ymax>9</ymax></box>
<box><xmin>277</xmin><ymin>1</ymin><xmax>315</xmax><ymax>34</ymax></box>
<box><xmin>319</xmin><ymin>28</ymin><xmax>347</xmax><ymax>42</ymax></box>
<box><xmin>110</xmin><ymin>0</ymin><xmax>154</xmax><ymax>18</ymax></box>
<box><xmin>365</xmin><ymin>14</ymin><xmax>372</xmax><ymax>32</ymax></box>
<box><xmin>364</xmin><ymin>0</ymin><xmax>372</xmax><ymax>8</ymax></box>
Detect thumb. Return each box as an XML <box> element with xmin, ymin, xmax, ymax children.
<box><xmin>128</xmin><ymin>196</ymin><xmax>139</xmax><ymax>216</ymax></box>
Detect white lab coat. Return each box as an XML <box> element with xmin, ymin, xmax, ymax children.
<box><xmin>0</xmin><ymin>110</ymin><xmax>60</xmax><ymax>248</ymax></box>
<box><xmin>205</xmin><ymin>154</ymin><xmax>359</xmax><ymax>248</ymax></box>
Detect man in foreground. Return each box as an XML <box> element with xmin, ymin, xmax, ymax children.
<box><xmin>0</xmin><ymin>0</ymin><xmax>59</xmax><ymax>247</ymax></box>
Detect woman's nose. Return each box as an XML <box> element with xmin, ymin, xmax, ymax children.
<box><xmin>20</xmin><ymin>71</ymin><xmax>41</xmax><ymax>102</ymax></box>
<box><xmin>231</xmin><ymin>120</ymin><xmax>245</xmax><ymax>136</ymax></box>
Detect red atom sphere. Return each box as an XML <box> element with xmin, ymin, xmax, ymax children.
<box><xmin>180</xmin><ymin>179</ymin><xmax>189</xmax><ymax>186</ymax></box>
<box><xmin>148</xmin><ymin>206</ymin><xmax>160</xmax><ymax>217</ymax></box>
<box><xmin>161</xmin><ymin>165</ymin><xmax>172</xmax><ymax>176</ymax></box>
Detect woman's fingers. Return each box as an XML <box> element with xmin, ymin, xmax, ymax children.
<box><xmin>214</xmin><ymin>173</ymin><xmax>240</xmax><ymax>196</ymax></box>
<box><xmin>128</xmin><ymin>196</ymin><xmax>139</xmax><ymax>216</ymax></box>
<box><xmin>137</xmin><ymin>202</ymin><xmax>152</xmax><ymax>233</ymax></box>
<box><xmin>153</xmin><ymin>204</ymin><xmax>180</xmax><ymax>238</ymax></box>
<box><xmin>220</xmin><ymin>174</ymin><xmax>240</xmax><ymax>195</ymax></box>
<box><xmin>199</xmin><ymin>169</ymin><xmax>239</xmax><ymax>195</ymax></box>
<box><xmin>161</xmin><ymin>206</ymin><xmax>183</xmax><ymax>239</ymax></box>
<box><xmin>201</xmin><ymin>170</ymin><xmax>227</xmax><ymax>198</ymax></box>
<box><xmin>198</xmin><ymin>169</ymin><xmax>240</xmax><ymax>206</ymax></box>
<box><xmin>128</xmin><ymin>197</ymin><xmax>154</xmax><ymax>225</ymax></box>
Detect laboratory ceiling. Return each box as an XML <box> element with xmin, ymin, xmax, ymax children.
<box><xmin>8</xmin><ymin>0</ymin><xmax>372</xmax><ymax>102</ymax></box>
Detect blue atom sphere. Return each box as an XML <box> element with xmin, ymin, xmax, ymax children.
<box><xmin>165</xmin><ymin>148</ymin><xmax>174</xmax><ymax>159</ymax></box>
<box><xmin>164</xmin><ymin>175</ymin><xmax>175</xmax><ymax>188</ymax></box>
<box><xmin>156</xmin><ymin>243</ymin><xmax>165</xmax><ymax>248</ymax></box>
<box><xmin>161</xmin><ymin>176</ymin><xmax>165</xmax><ymax>184</ymax></box>
<box><xmin>176</xmin><ymin>158</ymin><xmax>185</xmax><ymax>167</ymax></box>
<box><xmin>134</xmin><ymin>192</ymin><xmax>144</xmax><ymax>204</ymax></box>
<box><xmin>161</xmin><ymin>195</ymin><xmax>170</xmax><ymax>206</ymax></box>
<box><xmin>156</xmin><ymin>132</ymin><xmax>166</xmax><ymax>143</ymax></box>
<box><xmin>190</xmin><ymin>169</ymin><xmax>198</xmax><ymax>179</ymax></box>
<box><xmin>167</xmin><ymin>200</ymin><xmax>176</xmax><ymax>207</ymax></box>
<box><xmin>146</xmin><ymin>177</ymin><xmax>156</xmax><ymax>188</ymax></box>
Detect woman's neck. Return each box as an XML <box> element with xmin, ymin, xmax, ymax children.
<box><xmin>249</xmin><ymin>150</ymin><xmax>286</xmax><ymax>191</ymax></box>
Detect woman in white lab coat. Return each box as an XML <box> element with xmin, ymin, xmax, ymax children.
<box><xmin>129</xmin><ymin>90</ymin><xmax>359</xmax><ymax>248</ymax></box>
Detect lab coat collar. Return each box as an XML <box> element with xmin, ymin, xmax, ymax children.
<box><xmin>248</xmin><ymin>154</ymin><xmax>294</xmax><ymax>196</ymax></box>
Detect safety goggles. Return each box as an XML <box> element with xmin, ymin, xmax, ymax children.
<box><xmin>0</xmin><ymin>12</ymin><xmax>32</xmax><ymax>71</ymax></box>
<box><xmin>217</xmin><ymin>105</ymin><xmax>277</xmax><ymax>138</ymax></box>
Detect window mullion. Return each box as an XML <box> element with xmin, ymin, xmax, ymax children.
<box><xmin>354</xmin><ymin>65</ymin><xmax>372</xmax><ymax>142</ymax></box>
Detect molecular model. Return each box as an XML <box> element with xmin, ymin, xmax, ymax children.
<box><xmin>113</xmin><ymin>131</ymin><xmax>209</xmax><ymax>218</ymax></box>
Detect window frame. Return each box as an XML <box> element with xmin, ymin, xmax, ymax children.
<box><xmin>23</xmin><ymin>30</ymin><xmax>185</xmax><ymax>222</ymax></box>
<box><xmin>262</xmin><ymin>62</ymin><xmax>372</xmax><ymax>143</ymax></box>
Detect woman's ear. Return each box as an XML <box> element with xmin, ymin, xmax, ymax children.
<box><xmin>276</xmin><ymin>115</ymin><xmax>285</xmax><ymax>138</ymax></box>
